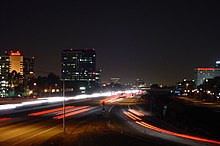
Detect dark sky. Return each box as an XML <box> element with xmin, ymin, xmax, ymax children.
<box><xmin>0</xmin><ymin>0</ymin><xmax>220</xmax><ymax>84</ymax></box>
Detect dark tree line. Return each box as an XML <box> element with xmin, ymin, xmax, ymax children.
<box><xmin>7</xmin><ymin>71</ymin><xmax>61</xmax><ymax>97</ymax></box>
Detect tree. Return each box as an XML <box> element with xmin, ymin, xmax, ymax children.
<box><xmin>7</xmin><ymin>70</ymin><xmax>24</xmax><ymax>96</ymax></box>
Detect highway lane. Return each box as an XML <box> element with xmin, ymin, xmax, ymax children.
<box><xmin>103</xmin><ymin>104</ymin><xmax>188</xmax><ymax>146</ymax></box>
<box><xmin>1</xmin><ymin>93</ymin><xmax>220</xmax><ymax>146</ymax></box>
<box><xmin>106</xmin><ymin>97</ymin><xmax>220</xmax><ymax>146</ymax></box>
<box><xmin>0</xmin><ymin>95</ymin><xmax>170</xmax><ymax>146</ymax></box>
<box><xmin>0</xmin><ymin>97</ymin><xmax>102</xmax><ymax>146</ymax></box>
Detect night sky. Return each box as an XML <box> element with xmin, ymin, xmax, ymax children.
<box><xmin>0</xmin><ymin>0</ymin><xmax>220</xmax><ymax>84</ymax></box>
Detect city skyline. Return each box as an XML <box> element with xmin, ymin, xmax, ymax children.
<box><xmin>0</xmin><ymin>0</ymin><xmax>220</xmax><ymax>84</ymax></box>
<box><xmin>1</xmin><ymin>1</ymin><xmax>220</xmax><ymax>145</ymax></box>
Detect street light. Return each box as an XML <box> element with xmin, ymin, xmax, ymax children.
<box><xmin>62</xmin><ymin>80</ymin><xmax>65</xmax><ymax>134</ymax></box>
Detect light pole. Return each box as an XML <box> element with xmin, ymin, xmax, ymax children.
<box><xmin>62</xmin><ymin>80</ymin><xmax>65</xmax><ymax>134</ymax></box>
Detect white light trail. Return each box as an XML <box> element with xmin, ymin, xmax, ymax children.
<box><xmin>0</xmin><ymin>90</ymin><xmax>140</xmax><ymax>111</ymax></box>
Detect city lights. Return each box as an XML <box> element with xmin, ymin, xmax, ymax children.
<box><xmin>0</xmin><ymin>1</ymin><xmax>220</xmax><ymax>145</ymax></box>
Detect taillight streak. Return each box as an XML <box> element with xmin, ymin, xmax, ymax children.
<box><xmin>53</xmin><ymin>108</ymin><xmax>90</xmax><ymax>120</ymax></box>
<box><xmin>0</xmin><ymin>118</ymin><xmax>11</xmax><ymax>121</ymax></box>
<box><xmin>124</xmin><ymin>110</ymin><xmax>220</xmax><ymax>145</ymax></box>
<box><xmin>135</xmin><ymin>121</ymin><xmax>220</xmax><ymax>145</ymax></box>
<box><xmin>28</xmin><ymin>106</ymin><xmax>74</xmax><ymax>116</ymax></box>
<box><xmin>123</xmin><ymin>111</ymin><xmax>142</xmax><ymax>121</ymax></box>
<box><xmin>128</xmin><ymin>109</ymin><xmax>144</xmax><ymax>117</ymax></box>
<box><xmin>54</xmin><ymin>106</ymin><xmax>89</xmax><ymax>115</ymax></box>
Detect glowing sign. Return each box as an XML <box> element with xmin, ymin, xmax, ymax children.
<box><xmin>10</xmin><ymin>51</ymin><xmax>21</xmax><ymax>56</ymax></box>
<box><xmin>197</xmin><ymin>68</ymin><xmax>214</xmax><ymax>71</ymax></box>
<box><xmin>79</xmin><ymin>87</ymin><xmax>86</xmax><ymax>90</ymax></box>
<box><xmin>216</xmin><ymin>61</ymin><xmax>220</xmax><ymax>64</ymax></box>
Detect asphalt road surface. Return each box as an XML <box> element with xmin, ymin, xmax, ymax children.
<box><xmin>0</xmin><ymin>95</ymin><xmax>219</xmax><ymax>146</ymax></box>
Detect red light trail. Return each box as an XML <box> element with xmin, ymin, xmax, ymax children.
<box><xmin>28</xmin><ymin>106</ymin><xmax>74</xmax><ymax>116</ymax></box>
<box><xmin>53</xmin><ymin>108</ymin><xmax>90</xmax><ymax>120</ymax></box>
<box><xmin>54</xmin><ymin>106</ymin><xmax>89</xmax><ymax>115</ymax></box>
<box><xmin>128</xmin><ymin>109</ymin><xmax>144</xmax><ymax>117</ymax></box>
<box><xmin>0</xmin><ymin>117</ymin><xmax>11</xmax><ymax>121</ymax></box>
<box><xmin>124</xmin><ymin>110</ymin><xmax>220</xmax><ymax>145</ymax></box>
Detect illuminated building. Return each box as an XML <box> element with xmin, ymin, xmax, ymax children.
<box><xmin>110</xmin><ymin>78</ymin><xmax>120</xmax><ymax>84</ymax></box>
<box><xmin>8</xmin><ymin>51</ymin><xmax>23</xmax><ymax>74</ymax></box>
<box><xmin>195</xmin><ymin>67</ymin><xmax>220</xmax><ymax>86</ymax></box>
<box><xmin>23</xmin><ymin>57</ymin><xmax>35</xmax><ymax>76</ymax></box>
<box><xmin>0</xmin><ymin>51</ymin><xmax>35</xmax><ymax>97</ymax></box>
<box><xmin>216</xmin><ymin>60</ymin><xmax>220</xmax><ymax>68</ymax></box>
<box><xmin>61</xmin><ymin>48</ymin><xmax>101</xmax><ymax>94</ymax></box>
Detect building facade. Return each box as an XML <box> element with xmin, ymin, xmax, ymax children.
<box><xmin>61</xmin><ymin>48</ymin><xmax>101</xmax><ymax>94</ymax></box>
<box><xmin>195</xmin><ymin>67</ymin><xmax>220</xmax><ymax>86</ymax></box>
<box><xmin>0</xmin><ymin>51</ymin><xmax>34</xmax><ymax>97</ymax></box>
<box><xmin>23</xmin><ymin>57</ymin><xmax>35</xmax><ymax>76</ymax></box>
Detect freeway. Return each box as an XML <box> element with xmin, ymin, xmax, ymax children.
<box><xmin>0</xmin><ymin>92</ymin><xmax>219</xmax><ymax>146</ymax></box>
<box><xmin>0</xmin><ymin>98</ymin><xmax>98</xmax><ymax>146</ymax></box>
<box><xmin>102</xmin><ymin>96</ymin><xmax>220</xmax><ymax>146</ymax></box>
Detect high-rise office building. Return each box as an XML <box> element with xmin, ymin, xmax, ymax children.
<box><xmin>61</xmin><ymin>48</ymin><xmax>101</xmax><ymax>94</ymax></box>
<box><xmin>195</xmin><ymin>67</ymin><xmax>220</xmax><ymax>86</ymax></box>
<box><xmin>0</xmin><ymin>51</ymin><xmax>34</xmax><ymax>97</ymax></box>
<box><xmin>23</xmin><ymin>57</ymin><xmax>35</xmax><ymax>76</ymax></box>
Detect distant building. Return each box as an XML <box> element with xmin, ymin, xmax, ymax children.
<box><xmin>0</xmin><ymin>51</ymin><xmax>34</xmax><ymax>97</ymax></box>
<box><xmin>110</xmin><ymin>78</ymin><xmax>120</xmax><ymax>84</ymax></box>
<box><xmin>136</xmin><ymin>78</ymin><xmax>144</xmax><ymax>85</ymax></box>
<box><xmin>23</xmin><ymin>57</ymin><xmax>35</xmax><ymax>76</ymax></box>
<box><xmin>176</xmin><ymin>79</ymin><xmax>196</xmax><ymax>91</ymax></box>
<box><xmin>216</xmin><ymin>60</ymin><xmax>220</xmax><ymax>68</ymax></box>
<box><xmin>195</xmin><ymin>67</ymin><xmax>220</xmax><ymax>86</ymax></box>
<box><xmin>135</xmin><ymin>78</ymin><xmax>148</xmax><ymax>90</ymax></box>
<box><xmin>203</xmin><ymin>76</ymin><xmax>220</xmax><ymax>93</ymax></box>
<box><xmin>61</xmin><ymin>48</ymin><xmax>101</xmax><ymax>94</ymax></box>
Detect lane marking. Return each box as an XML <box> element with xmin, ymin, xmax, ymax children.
<box><xmin>108</xmin><ymin>105</ymin><xmax>115</xmax><ymax>113</ymax></box>
<box><xmin>10</xmin><ymin>124</ymin><xmax>61</xmax><ymax>146</ymax></box>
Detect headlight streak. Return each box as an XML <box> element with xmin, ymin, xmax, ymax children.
<box><xmin>0</xmin><ymin>104</ymin><xmax>17</xmax><ymax>110</ymax></box>
<box><xmin>0</xmin><ymin>90</ymin><xmax>140</xmax><ymax>111</ymax></box>
<box><xmin>124</xmin><ymin>110</ymin><xmax>220</xmax><ymax>145</ymax></box>
<box><xmin>99</xmin><ymin>93</ymin><xmax>132</xmax><ymax>104</ymax></box>
<box><xmin>99</xmin><ymin>95</ymin><xmax>120</xmax><ymax>103</ymax></box>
